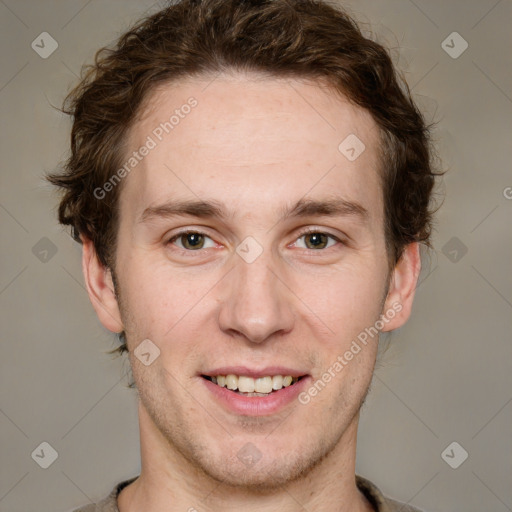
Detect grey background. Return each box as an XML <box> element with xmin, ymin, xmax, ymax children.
<box><xmin>1</xmin><ymin>1</ymin><xmax>511</xmax><ymax>511</ymax></box>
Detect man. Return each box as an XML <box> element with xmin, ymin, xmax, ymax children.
<box><xmin>48</xmin><ymin>0</ymin><xmax>440</xmax><ymax>510</ymax></box>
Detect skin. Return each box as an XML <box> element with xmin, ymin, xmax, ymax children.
<box><xmin>82</xmin><ymin>72</ymin><xmax>421</xmax><ymax>512</ymax></box>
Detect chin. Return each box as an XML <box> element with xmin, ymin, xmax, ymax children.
<box><xmin>199</xmin><ymin>456</ymin><xmax>312</xmax><ymax>492</ymax></box>
<box><xmin>189</xmin><ymin>434</ymin><xmax>336</xmax><ymax>494</ymax></box>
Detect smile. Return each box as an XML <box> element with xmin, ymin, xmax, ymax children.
<box><xmin>202</xmin><ymin>374</ymin><xmax>304</xmax><ymax>396</ymax></box>
<box><xmin>200</xmin><ymin>372</ymin><xmax>311</xmax><ymax>415</ymax></box>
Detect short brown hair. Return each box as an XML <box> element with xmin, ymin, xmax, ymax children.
<box><xmin>47</xmin><ymin>0</ymin><xmax>442</xmax><ymax>354</ymax></box>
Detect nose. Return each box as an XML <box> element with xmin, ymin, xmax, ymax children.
<box><xmin>217</xmin><ymin>255</ymin><xmax>295</xmax><ymax>344</ymax></box>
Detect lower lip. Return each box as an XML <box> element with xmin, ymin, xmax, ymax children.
<box><xmin>201</xmin><ymin>376</ymin><xmax>311</xmax><ymax>416</ymax></box>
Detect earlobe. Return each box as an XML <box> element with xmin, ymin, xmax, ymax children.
<box><xmin>380</xmin><ymin>242</ymin><xmax>421</xmax><ymax>332</ymax></box>
<box><xmin>81</xmin><ymin>236</ymin><xmax>124</xmax><ymax>333</ymax></box>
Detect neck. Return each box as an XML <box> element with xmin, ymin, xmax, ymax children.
<box><xmin>118</xmin><ymin>400</ymin><xmax>374</xmax><ymax>512</ymax></box>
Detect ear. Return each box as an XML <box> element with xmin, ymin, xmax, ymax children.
<box><xmin>380</xmin><ymin>242</ymin><xmax>421</xmax><ymax>332</ymax></box>
<box><xmin>81</xmin><ymin>235</ymin><xmax>123</xmax><ymax>333</ymax></box>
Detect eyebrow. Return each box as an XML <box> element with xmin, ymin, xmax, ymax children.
<box><xmin>280</xmin><ymin>197</ymin><xmax>369</xmax><ymax>222</ymax></box>
<box><xmin>138</xmin><ymin>196</ymin><xmax>369</xmax><ymax>225</ymax></box>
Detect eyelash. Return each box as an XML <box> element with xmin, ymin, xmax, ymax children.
<box><xmin>165</xmin><ymin>228</ymin><xmax>344</xmax><ymax>255</ymax></box>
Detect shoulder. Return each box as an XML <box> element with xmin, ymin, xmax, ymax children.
<box><xmin>356</xmin><ymin>474</ymin><xmax>425</xmax><ymax>512</ymax></box>
<box><xmin>384</xmin><ymin>496</ymin><xmax>425</xmax><ymax>512</ymax></box>
<box><xmin>71</xmin><ymin>496</ymin><xmax>115</xmax><ymax>512</ymax></box>
<box><xmin>70</xmin><ymin>476</ymin><xmax>139</xmax><ymax>512</ymax></box>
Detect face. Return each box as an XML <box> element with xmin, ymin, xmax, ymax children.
<box><xmin>84</xmin><ymin>72</ymin><xmax>419</xmax><ymax>491</ymax></box>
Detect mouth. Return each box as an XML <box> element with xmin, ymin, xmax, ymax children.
<box><xmin>201</xmin><ymin>374</ymin><xmax>307</xmax><ymax>397</ymax></box>
<box><xmin>200</xmin><ymin>369</ymin><xmax>312</xmax><ymax>416</ymax></box>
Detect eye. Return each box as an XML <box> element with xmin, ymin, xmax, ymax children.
<box><xmin>293</xmin><ymin>229</ymin><xmax>341</xmax><ymax>250</ymax></box>
<box><xmin>167</xmin><ymin>230</ymin><xmax>217</xmax><ymax>251</ymax></box>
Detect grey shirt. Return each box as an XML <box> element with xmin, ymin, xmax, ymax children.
<box><xmin>72</xmin><ymin>474</ymin><xmax>423</xmax><ymax>512</ymax></box>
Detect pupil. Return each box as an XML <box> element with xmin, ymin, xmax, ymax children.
<box><xmin>307</xmin><ymin>233</ymin><xmax>326</xmax><ymax>249</ymax></box>
<box><xmin>185</xmin><ymin>233</ymin><xmax>203</xmax><ymax>249</ymax></box>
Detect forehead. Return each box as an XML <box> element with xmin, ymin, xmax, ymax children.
<box><xmin>121</xmin><ymin>72</ymin><xmax>382</xmax><ymax>226</ymax></box>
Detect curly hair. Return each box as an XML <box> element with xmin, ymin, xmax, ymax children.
<box><xmin>47</xmin><ymin>0</ymin><xmax>442</xmax><ymax>357</ymax></box>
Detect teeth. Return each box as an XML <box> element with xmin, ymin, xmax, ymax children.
<box><xmin>238</xmin><ymin>376</ymin><xmax>255</xmax><ymax>393</ymax></box>
<box><xmin>272</xmin><ymin>375</ymin><xmax>283</xmax><ymax>390</ymax></box>
<box><xmin>208</xmin><ymin>374</ymin><xmax>300</xmax><ymax>394</ymax></box>
<box><xmin>255</xmin><ymin>376</ymin><xmax>273</xmax><ymax>393</ymax></box>
<box><xmin>225</xmin><ymin>374</ymin><xmax>237</xmax><ymax>390</ymax></box>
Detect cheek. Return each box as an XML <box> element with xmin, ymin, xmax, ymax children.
<box><xmin>119</xmin><ymin>258</ymin><xmax>217</xmax><ymax>339</ymax></box>
<box><xmin>299</xmin><ymin>264</ymin><xmax>387</xmax><ymax>343</ymax></box>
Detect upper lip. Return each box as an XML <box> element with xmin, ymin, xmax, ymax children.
<box><xmin>201</xmin><ymin>366</ymin><xmax>309</xmax><ymax>379</ymax></box>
